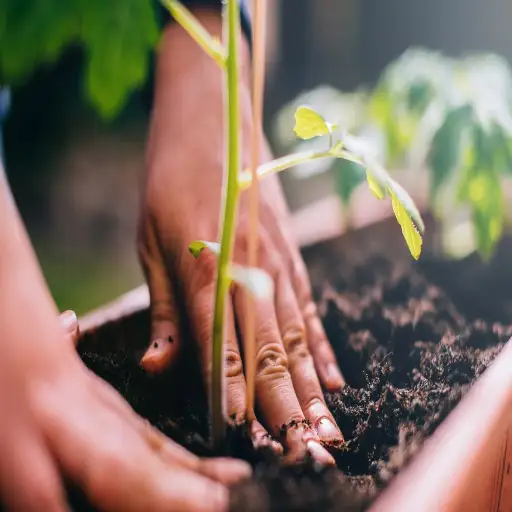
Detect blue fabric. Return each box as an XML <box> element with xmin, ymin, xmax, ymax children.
<box><xmin>0</xmin><ymin>87</ymin><xmax>9</xmax><ymax>163</ymax></box>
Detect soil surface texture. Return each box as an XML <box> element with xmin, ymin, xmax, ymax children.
<box><xmin>70</xmin><ymin>228</ymin><xmax>512</xmax><ymax>511</ymax></box>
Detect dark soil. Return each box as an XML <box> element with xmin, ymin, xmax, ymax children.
<box><xmin>70</xmin><ymin>223</ymin><xmax>512</xmax><ymax>511</ymax></box>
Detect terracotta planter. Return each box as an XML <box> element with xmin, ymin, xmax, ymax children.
<box><xmin>78</xmin><ymin>203</ymin><xmax>512</xmax><ymax>511</ymax></box>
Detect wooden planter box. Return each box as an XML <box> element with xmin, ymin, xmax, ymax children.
<box><xmin>78</xmin><ymin>203</ymin><xmax>512</xmax><ymax>511</ymax></box>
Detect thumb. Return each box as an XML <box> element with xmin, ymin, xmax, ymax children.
<box><xmin>59</xmin><ymin>310</ymin><xmax>79</xmax><ymax>346</ymax></box>
<box><xmin>138</xmin><ymin>225</ymin><xmax>181</xmax><ymax>374</ymax></box>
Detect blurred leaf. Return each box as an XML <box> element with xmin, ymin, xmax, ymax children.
<box><xmin>82</xmin><ymin>0</ymin><xmax>159</xmax><ymax>118</ymax></box>
<box><xmin>229</xmin><ymin>264</ymin><xmax>273</xmax><ymax>300</ymax></box>
<box><xmin>428</xmin><ymin>105</ymin><xmax>472</xmax><ymax>199</ymax></box>
<box><xmin>390</xmin><ymin>188</ymin><xmax>423</xmax><ymax>260</ymax></box>
<box><xmin>458</xmin><ymin>127</ymin><xmax>504</xmax><ymax>258</ymax></box>
<box><xmin>366</xmin><ymin>170</ymin><xmax>385</xmax><ymax>200</ymax></box>
<box><xmin>334</xmin><ymin>160</ymin><xmax>365</xmax><ymax>206</ymax></box>
<box><xmin>488</xmin><ymin>122</ymin><xmax>512</xmax><ymax>174</ymax></box>
<box><xmin>189</xmin><ymin>240</ymin><xmax>221</xmax><ymax>258</ymax></box>
<box><xmin>458</xmin><ymin>166</ymin><xmax>503</xmax><ymax>259</ymax></box>
<box><xmin>293</xmin><ymin>105</ymin><xmax>335</xmax><ymax>140</ymax></box>
<box><xmin>0</xmin><ymin>0</ymin><xmax>79</xmax><ymax>81</ymax></box>
<box><xmin>407</xmin><ymin>82</ymin><xmax>433</xmax><ymax>114</ymax></box>
<box><xmin>390</xmin><ymin>180</ymin><xmax>425</xmax><ymax>234</ymax></box>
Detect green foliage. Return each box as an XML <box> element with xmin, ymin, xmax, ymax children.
<box><xmin>428</xmin><ymin>105</ymin><xmax>472</xmax><ymax>199</ymax></box>
<box><xmin>334</xmin><ymin>160</ymin><xmax>365</xmax><ymax>206</ymax></box>
<box><xmin>292</xmin><ymin>105</ymin><xmax>425</xmax><ymax>259</ymax></box>
<box><xmin>277</xmin><ymin>47</ymin><xmax>512</xmax><ymax>259</ymax></box>
<box><xmin>293</xmin><ymin>106</ymin><xmax>335</xmax><ymax>140</ymax></box>
<box><xmin>189</xmin><ymin>240</ymin><xmax>221</xmax><ymax>258</ymax></box>
<box><xmin>0</xmin><ymin>0</ymin><xmax>159</xmax><ymax>118</ymax></box>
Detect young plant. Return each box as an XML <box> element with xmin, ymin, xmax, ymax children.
<box><xmin>165</xmin><ymin>0</ymin><xmax>424</xmax><ymax>448</ymax></box>
<box><xmin>276</xmin><ymin>48</ymin><xmax>512</xmax><ymax>260</ymax></box>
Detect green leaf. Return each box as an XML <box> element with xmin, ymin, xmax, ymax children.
<box><xmin>334</xmin><ymin>160</ymin><xmax>365</xmax><ymax>205</ymax></box>
<box><xmin>0</xmin><ymin>0</ymin><xmax>79</xmax><ymax>82</ymax></box>
<box><xmin>189</xmin><ymin>240</ymin><xmax>221</xmax><ymax>258</ymax></box>
<box><xmin>388</xmin><ymin>179</ymin><xmax>425</xmax><ymax>234</ymax></box>
<box><xmin>428</xmin><ymin>105</ymin><xmax>472</xmax><ymax>199</ymax></box>
<box><xmin>82</xmin><ymin>0</ymin><xmax>159</xmax><ymax>118</ymax></box>
<box><xmin>366</xmin><ymin>170</ymin><xmax>385</xmax><ymax>200</ymax></box>
<box><xmin>457</xmin><ymin>128</ymin><xmax>504</xmax><ymax>259</ymax></box>
<box><xmin>293</xmin><ymin>106</ymin><xmax>335</xmax><ymax>140</ymax></box>
<box><xmin>407</xmin><ymin>82</ymin><xmax>433</xmax><ymax>114</ymax></box>
<box><xmin>389</xmin><ymin>188</ymin><xmax>423</xmax><ymax>260</ymax></box>
<box><xmin>229</xmin><ymin>265</ymin><xmax>273</xmax><ymax>300</ymax></box>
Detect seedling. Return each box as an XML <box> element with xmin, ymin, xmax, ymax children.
<box><xmin>164</xmin><ymin>0</ymin><xmax>424</xmax><ymax>447</ymax></box>
<box><xmin>276</xmin><ymin>48</ymin><xmax>512</xmax><ymax>259</ymax></box>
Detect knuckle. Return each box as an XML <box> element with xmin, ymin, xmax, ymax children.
<box><xmin>282</xmin><ymin>325</ymin><xmax>309</xmax><ymax>360</ymax></box>
<box><xmin>225</xmin><ymin>347</ymin><xmax>244</xmax><ymax>379</ymax></box>
<box><xmin>256</xmin><ymin>342</ymin><xmax>289</xmax><ymax>378</ymax></box>
<box><xmin>302</xmin><ymin>300</ymin><xmax>318</xmax><ymax>321</ymax></box>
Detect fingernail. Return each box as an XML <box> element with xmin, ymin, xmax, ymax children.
<box><xmin>316</xmin><ymin>417</ymin><xmax>342</xmax><ymax>441</ymax></box>
<box><xmin>140</xmin><ymin>338</ymin><xmax>173</xmax><ymax>374</ymax></box>
<box><xmin>306</xmin><ymin>440</ymin><xmax>335</xmax><ymax>466</ymax></box>
<box><xmin>61</xmin><ymin>310</ymin><xmax>78</xmax><ymax>333</ymax></box>
<box><xmin>326</xmin><ymin>363</ymin><xmax>345</xmax><ymax>390</ymax></box>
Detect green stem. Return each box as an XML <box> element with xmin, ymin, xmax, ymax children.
<box><xmin>162</xmin><ymin>0</ymin><xmax>226</xmax><ymax>68</ymax></box>
<box><xmin>211</xmin><ymin>0</ymin><xmax>241</xmax><ymax>448</ymax></box>
<box><xmin>238</xmin><ymin>148</ymin><xmax>363</xmax><ymax>189</ymax></box>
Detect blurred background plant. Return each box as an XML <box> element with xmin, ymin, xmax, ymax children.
<box><xmin>2</xmin><ymin>0</ymin><xmax>512</xmax><ymax>313</ymax></box>
<box><xmin>274</xmin><ymin>48</ymin><xmax>512</xmax><ymax>260</ymax></box>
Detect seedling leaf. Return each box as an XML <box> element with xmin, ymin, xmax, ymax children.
<box><xmin>189</xmin><ymin>240</ymin><xmax>221</xmax><ymax>258</ymax></box>
<box><xmin>293</xmin><ymin>106</ymin><xmax>335</xmax><ymax>140</ymax></box>
<box><xmin>390</xmin><ymin>188</ymin><xmax>423</xmax><ymax>260</ymax></box>
<box><xmin>229</xmin><ymin>264</ymin><xmax>273</xmax><ymax>300</ymax></box>
<box><xmin>366</xmin><ymin>170</ymin><xmax>385</xmax><ymax>199</ymax></box>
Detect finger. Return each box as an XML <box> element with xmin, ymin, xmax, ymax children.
<box><xmin>250</xmin><ymin>419</ymin><xmax>283</xmax><ymax>454</ymax></box>
<box><xmin>292</xmin><ymin>257</ymin><xmax>345</xmax><ymax>391</ymax></box>
<box><xmin>138</xmin><ymin>222</ymin><xmax>180</xmax><ymax>374</ymax></box>
<box><xmin>0</xmin><ymin>428</ymin><xmax>67</xmax><ymax>512</ymax></box>
<box><xmin>258</xmin><ymin>204</ymin><xmax>345</xmax><ymax>392</ymax></box>
<box><xmin>59</xmin><ymin>310</ymin><xmax>79</xmax><ymax>346</ymax></box>
<box><xmin>91</xmin><ymin>375</ymin><xmax>252</xmax><ymax>486</ymax></box>
<box><xmin>185</xmin><ymin>260</ymin><xmax>283</xmax><ymax>455</ymax></box>
<box><xmin>276</xmin><ymin>272</ymin><xmax>343</xmax><ymax>445</ymax></box>
<box><xmin>234</xmin><ymin>285</ymin><xmax>334</xmax><ymax>465</ymax></box>
<box><xmin>46</xmin><ymin>392</ymin><xmax>227</xmax><ymax>512</ymax></box>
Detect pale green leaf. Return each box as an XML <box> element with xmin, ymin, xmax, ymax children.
<box><xmin>390</xmin><ymin>189</ymin><xmax>423</xmax><ymax>260</ymax></box>
<box><xmin>189</xmin><ymin>240</ymin><xmax>221</xmax><ymax>258</ymax></box>
<box><xmin>229</xmin><ymin>264</ymin><xmax>273</xmax><ymax>300</ymax></box>
<box><xmin>293</xmin><ymin>106</ymin><xmax>334</xmax><ymax>140</ymax></box>
<box><xmin>366</xmin><ymin>170</ymin><xmax>385</xmax><ymax>199</ymax></box>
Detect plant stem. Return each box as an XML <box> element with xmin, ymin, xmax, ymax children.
<box><xmin>244</xmin><ymin>0</ymin><xmax>267</xmax><ymax>423</ymax></box>
<box><xmin>162</xmin><ymin>0</ymin><xmax>226</xmax><ymax>68</ymax></box>
<box><xmin>211</xmin><ymin>0</ymin><xmax>241</xmax><ymax>448</ymax></box>
<box><xmin>238</xmin><ymin>148</ymin><xmax>363</xmax><ymax>189</ymax></box>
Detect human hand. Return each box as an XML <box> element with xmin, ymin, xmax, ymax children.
<box><xmin>0</xmin><ymin>174</ymin><xmax>249</xmax><ymax>512</ymax></box>
<box><xmin>138</xmin><ymin>12</ymin><xmax>345</xmax><ymax>465</ymax></box>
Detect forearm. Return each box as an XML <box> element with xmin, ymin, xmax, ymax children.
<box><xmin>147</xmin><ymin>9</ymin><xmax>252</xmax><ymax>175</ymax></box>
<box><xmin>0</xmin><ymin>168</ymin><xmax>67</xmax><ymax>370</ymax></box>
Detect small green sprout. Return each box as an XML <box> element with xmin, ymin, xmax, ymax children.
<box><xmin>167</xmin><ymin>0</ymin><xmax>424</xmax><ymax>448</ymax></box>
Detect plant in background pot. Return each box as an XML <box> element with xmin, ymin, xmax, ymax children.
<box><xmin>275</xmin><ymin>47</ymin><xmax>512</xmax><ymax>261</ymax></box>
